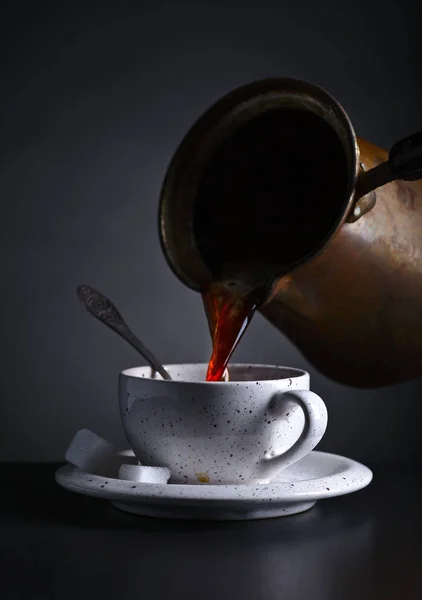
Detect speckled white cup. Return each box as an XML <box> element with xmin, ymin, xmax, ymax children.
<box><xmin>119</xmin><ymin>364</ymin><xmax>327</xmax><ymax>485</ymax></box>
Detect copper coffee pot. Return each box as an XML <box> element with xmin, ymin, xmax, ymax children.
<box><xmin>158</xmin><ymin>78</ymin><xmax>422</xmax><ymax>388</ymax></box>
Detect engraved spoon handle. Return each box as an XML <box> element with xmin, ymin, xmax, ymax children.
<box><xmin>76</xmin><ymin>285</ymin><xmax>172</xmax><ymax>381</ymax></box>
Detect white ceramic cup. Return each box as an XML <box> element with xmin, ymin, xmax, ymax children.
<box><xmin>119</xmin><ymin>363</ymin><xmax>328</xmax><ymax>485</ymax></box>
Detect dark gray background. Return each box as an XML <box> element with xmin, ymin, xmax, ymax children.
<box><xmin>1</xmin><ymin>0</ymin><xmax>421</xmax><ymax>462</ymax></box>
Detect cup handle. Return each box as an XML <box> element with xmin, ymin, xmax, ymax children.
<box><xmin>261</xmin><ymin>390</ymin><xmax>328</xmax><ymax>473</ymax></box>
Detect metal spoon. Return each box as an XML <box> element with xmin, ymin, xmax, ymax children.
<box><xmin>76</xmin><ymin>284</ymin><xmax>172</xmax><ymax>381</ymax></box>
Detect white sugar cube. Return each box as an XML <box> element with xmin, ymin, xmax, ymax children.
<box><xmin>65</xmin><ymin>429</ymin><xmax>118</xmax><ymax>475</ymax></box>
<box><xmin>118</xmin><ymin>464</ymin><xmax>171</xmax><ymax>484</ymax></box>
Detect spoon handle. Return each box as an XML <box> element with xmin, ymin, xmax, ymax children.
<box><xmin>77</xmin><ymin>285</ymin><xmax>172</xmax><ymax>381</ymax></box>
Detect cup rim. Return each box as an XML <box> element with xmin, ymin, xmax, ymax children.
<box><xmin>120</xmin><ymin>363</ymin><xmax>308</xmax><ymax>385</ymax></box>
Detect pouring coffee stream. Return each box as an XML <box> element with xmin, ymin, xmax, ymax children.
<box><xmin>159</xmin><ymin>78</ymin><xmax>422</xmax><ymax>387</ymax></box>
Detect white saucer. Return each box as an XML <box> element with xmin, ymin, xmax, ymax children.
<box><xmin>55</xmin><ymin>450</ymin><xmax>372</xmax><ymax>521</ymax></box>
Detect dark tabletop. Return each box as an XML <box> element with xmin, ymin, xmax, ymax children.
<box><xmin>1</xmin><ymin>463</ymin><xmax>421</xmax><ymax>600</ymax></box>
